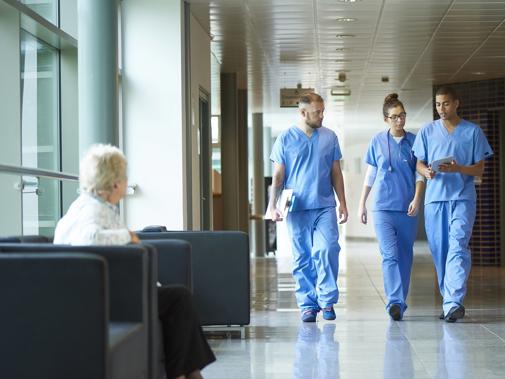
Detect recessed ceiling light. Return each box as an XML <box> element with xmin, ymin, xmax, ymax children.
<box><xmin>337</xmin><ymin>0</ymin><xmax>362</xmax><ymax>2</ymax></box>
<box><xmin>336</xmin><ymin>34</ymin><xmax>355</xmax><ymax>38</ymax></box>
<box><xmin>472</xmin><ymin>71</ymin><xmax>486</xmax><ymax>75</ymax></box>
<box><xmin>336</xmin><ymin>17</ymin><xmax>357</xmax><ymax>22</ymax></box>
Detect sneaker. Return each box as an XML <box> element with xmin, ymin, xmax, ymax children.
<box><xmin>439</xmin><ymin>311</ymin><xmax>445</xmax><ymax>320</ymax></box>
<box><xmin>445</xmin><ymin>305</ymin><xmax>465</xmax><ymax>323</ymax></box>
<box><xmin>388</xmin><ymin>304</ymin><xmax>402</xmax><ymax>321</ymax></box>
<box><xmin>322</xmin><ymin>307</ymin><xmax>336</xmax><ymax>321</ymax></box>
<box><xmin>301</xmin><ymin>309</ymin><xmax>317</xmax><ymax>322</ymax></box>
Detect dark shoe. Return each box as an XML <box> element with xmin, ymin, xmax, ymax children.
<box><xmin>439</xmin><ymin>311</ymin><xmax>445</xmax><ymax>320</ymax></box>
<box><xmin>388</xmin><ymin>304</ymin><xmax>402</xmax><ymax>321</ymax></box>
<box><xmin>322</xmin><ymin>307</ymin><xmax>336</xmax><ymax>321</ymax></box>
<box><xmin>445</xmin><ymin>305</ymin><xmax>465</xmax><ymax>323</ymax></box>
<box><xmin>301</xmin><ymin>309</ymin><xmax>317</xmax><ymax>323</ymax></box>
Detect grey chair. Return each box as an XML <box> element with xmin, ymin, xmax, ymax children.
<box><xmin>0</xmin><ymin>244</ymin><xmax>149</xmax><ymax>379</ymax></box>
<box><xmin>137</xmin><ymin>230</ymin><xmax>250</xmax><ymax>327</ymax></box>
<box><xmin>0</xmin><ymin>235</ymin><xmax>51</xmax><ymax>243</ymax></box>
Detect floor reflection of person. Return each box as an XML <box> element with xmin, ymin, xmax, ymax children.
<box><xmin>383</xmin><ymin>322</ymin><xmax>414</xmax><ymax>379</ymax></box>
<box><xmin>293</xmin><ymin>323</ymin><xmax>339</xmax><ymax>379</ymax></box>
<box><xmin>436</xmin><ymin>324</ymin><xmax>469</xmax><ymax>379</ymax></box>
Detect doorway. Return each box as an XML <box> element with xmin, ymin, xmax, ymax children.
<box><xmin>199</xmin><ymin>90</ymin><xmax>212</xmax><ymax>230</ymax></box>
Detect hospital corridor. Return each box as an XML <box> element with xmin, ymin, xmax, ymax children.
<box><xmin>1</xmin><ymin>0</ymin><xmax>505</xmax><ymax>378</ymax></box>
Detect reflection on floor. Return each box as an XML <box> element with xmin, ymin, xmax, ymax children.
<box><xmin>202</xmin><ymin>240</ymin><xmax>505</xmax><ymax>379</ymax></box>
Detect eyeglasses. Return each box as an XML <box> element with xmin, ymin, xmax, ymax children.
<box><xmin>386</xmin><ymin>112</ymin><xmax>407</xmax><ymax>121</ymax></box>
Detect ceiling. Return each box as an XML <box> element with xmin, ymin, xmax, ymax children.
<box><xmin>189</xmin><ymin>0</ymin><xmax>505</xmax><ymax>133</ymax></box>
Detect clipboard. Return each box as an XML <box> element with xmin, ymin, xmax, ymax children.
<box><xmin>264</xmin><ymin>189</ymin><xmax>295</xmax><ymax>220</ymax></box>
<box><xmin>431</xmin><ymin>156</ymin><xmax>455</xmax><ymax>172</ymax></box>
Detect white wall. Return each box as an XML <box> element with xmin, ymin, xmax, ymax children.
<box><xmin>343</xmin><ymin>130</ymin><xmax>377</xmax><ymax>239</ymax></box>
<box><xmin>0</xmin><ymin>3</ymin><xmax>22</xmax><ymax>235</ymax></box>
<box><xmin>122</xmin><ymin>0</ymin><xmax>185</xmax><ymax>230</ymax></box>
<box><xmin>189</xmin><ymin>12</ymin><xmax>211</xmax><ymax>229</ymax></box>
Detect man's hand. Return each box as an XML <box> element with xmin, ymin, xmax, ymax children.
<box><xmin>338</xmin><ymin>205</ymin><xmax>348</xmax><ymax>224</ymax></box>
<box><xmin>269</xmin><ymin>207</ymin><xmax>284</xmax><ymax>222</ymax></box>
<box><xmin>438</xmin><ymin>160</ymin><xmax>460</xmax><ymax>173</ymax></box>
<box><xmin>358</xmin><ymin>204</ymin><xmax>367</xmax><ymax>224</ymax></box>
<box><xmin>129</xmin><ymin>230</ymin><xmax>140</xmax><ymax>244</ymax></box>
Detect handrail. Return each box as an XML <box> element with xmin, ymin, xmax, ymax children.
<box><xmin>0</xmin><ymin>164</ymin><xmax>78</xmax><ymax>182</ymax></box>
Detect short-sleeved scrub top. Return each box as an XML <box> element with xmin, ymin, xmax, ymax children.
<box><xmin>412</xmin><ymin>119</ymin><xmax>493</xmax><ymax>204</ymax></box>
<box><xmin>270</xmin><ymin>126</ymin><xmax>342</xmax><ymax>211</ymax></box>
<box><xmin>365</xmin><ymin>131</ymin><xmax>417</xmax><ymax>212</ymax></box>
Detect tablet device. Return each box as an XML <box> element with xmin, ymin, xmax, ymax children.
<box><xmin>431</xmin><ymin>156</ymin><xmax>455</xmax><ymax>171</ymax></box>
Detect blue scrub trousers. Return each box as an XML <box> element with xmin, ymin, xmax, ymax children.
<box><xmin>286</xmin><ymin>207</ymin><xmax>340</xmax><ymax>311</ymax></box>
<box><xmin>424</xmin><ymin>200</ymin><xmax>476</xmax><ymax>315</ymax></box>
<box><xmin>373</xmin><ymin>211</ymin><xmax>417</xmax><ymax>314</ymax></box>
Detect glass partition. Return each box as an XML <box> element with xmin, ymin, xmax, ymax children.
<box><xmin>20</xmin><ymin>0</ymin><xmax>59</xmax><ymax>25</ymax></box>
<box><xmin>20</xmin><ymin>30</ymin><xmax>60</xmax><ymax>236</ymax></box>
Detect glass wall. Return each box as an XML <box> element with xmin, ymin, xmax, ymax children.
<box><xmin>20</xmin><ymin>30</ymin><xmax>61</xmax><ymax>236</ymax></box>
<box><xmin>20</xmin><ymin>0</ymin><xmax>59</xmax><ymax>25</ymax></box>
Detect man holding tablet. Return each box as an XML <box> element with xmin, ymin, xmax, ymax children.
<box><xmin>412</xmin><ymin>86</ymin><xmax>493</xmax><ymax>322</ymax></box>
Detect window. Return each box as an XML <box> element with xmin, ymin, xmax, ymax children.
<box><xmin>211</xmin><ymin>115</ymin><xmax>221</xmax><ymax>173</ymax></box>
<box><xmin>20</xmin><ymin>30</ymin><xmax>61</xmax><ymax>236</ymax></box>
<box><xmin>20</xmin><ymin>0</ymin><xmax>59</xmax><ymax>25</ymax></box>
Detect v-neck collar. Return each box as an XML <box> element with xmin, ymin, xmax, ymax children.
<box><xmin>294</xmin><ymin>125</ymin><xmax>318</xmax><ymax>141</ymax></box>
<box><xmin>438</xmin><ymin>118</ymin><xmax>460</xmax><ymax>136</ymax></box>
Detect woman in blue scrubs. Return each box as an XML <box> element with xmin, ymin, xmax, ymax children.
<box><xmin>413</xmin><ymin>86</ymin><xmax>493</xmax><ymax>323</ymax></box>
<box><xmin>358</xmin><ymin>93</ymin><xmax>425</xmax><ymax>321</ymax></box>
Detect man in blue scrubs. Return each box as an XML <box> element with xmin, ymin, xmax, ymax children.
<box><xmin>412</xmin><ymin>86</ymin><xmax>493</xmax><ymax>322</ymax></box>
<box><xmin>268</xmin><ymin>93</ymin><xmax>348</xmax><ymax>322</ymax></box>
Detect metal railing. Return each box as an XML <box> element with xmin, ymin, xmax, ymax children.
<box><xmin>0</xmin><ymin>164</ymin><xmax>137</xmax><ymax>195</ymax></box>
<box><xmin>0</xmin><ymin>163</ymin><xmax>78</xmax><ymax>182</ymax></box>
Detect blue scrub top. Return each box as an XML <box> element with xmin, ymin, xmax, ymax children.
<box><xmin>412</xmin><ymin>119</ymin><xmax>493</xmax><ymax>204</ymax></box>
<box><xmin>365</xmin><ymin>130</ymin><xmax>417</xmax><ymax>212</ymax></box>
<box><xmin>270</xmin><ymin>126</ymin><xmax>342</xmax><ymax>211</ymax></box>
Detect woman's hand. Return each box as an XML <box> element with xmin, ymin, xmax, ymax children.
<box><xmin>407</xmin><ymin>197</ymin><xmax>421</xmax><ymax>217</ymax></box>
<box><xmin>422</xmin><ymin>165</ymin><xmax>436</xmax><ymax>179</ymax></box>
<box><xmin>129</xmin><ymin>230</ymin><xmax>140</xmax><ymax>244</ymax></box>
<box><xmin>358</xmin><ymin>204</ymin><xmax>367</xmax><ymax>224</ymax></box>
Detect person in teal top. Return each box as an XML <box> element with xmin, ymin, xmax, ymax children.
<box><xmin>268</xmin><ymin>92</ymin><xmax>348</xmax><ymax>323</ymax></box>
<box><xmin>412</xmin><ymin>86</ymin><xmax>493</xmax><ymax>322</ymax></box>
<box><xmin>358</xmin><ymin>93</ymin><xmax>425</xmax><ymax>321</ymax></box>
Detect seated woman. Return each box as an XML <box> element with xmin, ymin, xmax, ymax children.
<box><xmin>54</xmin><ymin>144</ymin><xmax>215</xmax><ymax>379</ymax></box>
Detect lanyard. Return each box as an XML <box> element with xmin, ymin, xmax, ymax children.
<box><xmin>387</xmin><ymin>129</ymin><xmax>412</xmax><ymax>172</ymax></box>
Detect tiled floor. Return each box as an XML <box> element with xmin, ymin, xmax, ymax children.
<box><xmin>203</xmin><ymin>240</ymin><xmax>505</xmax><ymax>379</ymax></box>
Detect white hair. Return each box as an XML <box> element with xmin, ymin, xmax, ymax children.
<box><xmin>79</xmin><ymin>144</ymin><xmax>127</xmax><ymax>195</ymax></box>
